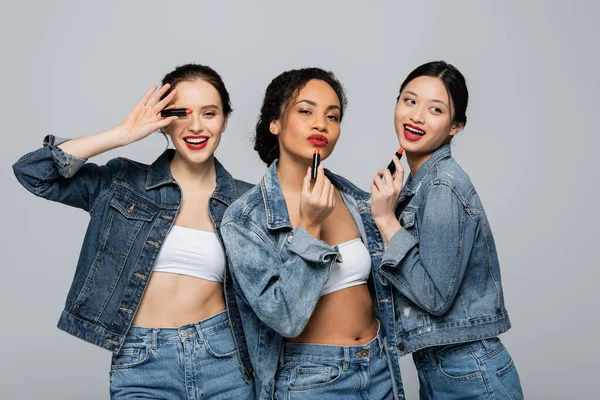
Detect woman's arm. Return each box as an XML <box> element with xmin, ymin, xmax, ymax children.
<box><xmin>12</xmin><ymin>85</ymin><xmax>178</xmax><ymax>211</ymax></box>
<box><xmin>379</xmin><ymin>183</ymin><xmax>476</xmax><ymax>316</ymax></box>
<box><xmin>222</xmin><ymin>220</ymin><xmax>339</xmax><ymax>338</ymax></box>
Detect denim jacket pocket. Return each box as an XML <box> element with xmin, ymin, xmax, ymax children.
<box><xmin>399</xmin><ymin>209</ymin><xmax>418</xmax><ymax>238</ymax></box>
<box><xmin>102</xmin><ymin>193</ymin><xmax>155</xmax><ymax>254</ymax></box>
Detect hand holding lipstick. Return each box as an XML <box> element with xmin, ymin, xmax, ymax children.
<box><xmin>117</xmin><ymin>84</ymin><xmax>180</xmax><ymax>146</ymax></box>
<box><xmin>299</xmin><ymin>164</ymin><xmax>336</xmax><ymax>239</ymax></box>
<box><xmin>371</xmin><ymin>154</ymin><xmax>404</xmax><ymax>244</ymax></box>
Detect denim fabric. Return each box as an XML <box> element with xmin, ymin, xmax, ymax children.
<box><xmin>12</xmin><ymin>136</ymin><xmax>253</xmax><ymax>381</ymax></box>
<box><xmin>109</xmin><ymin>311</ymin><xmax>255</xmax><ymax>399</ymax></box>
<box><xmin>379</xmin><ymin>144</ymin><xmax>511</xmax><ymax>354</ymax></box>
<box><xmin>222</xmin><ymin>161</ymin><xmax>405</xmax><ymax>400</ymax></box>
<box><xmin>275</xmin><ymin>326</ymin><xmax>393</xmax><ymax>400</ymax></box>
<box><xmin>413</xmin><ymin>337</ymin><xmax>523</xmax><ymax>400</ymax></box>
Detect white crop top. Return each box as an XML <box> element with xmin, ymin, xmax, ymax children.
<box><xmin>321</xmin><ymin>238</ymin><xmax>371</xmax><ymax>296</ymax></box>
<box><xmin>152</xmin><ymin>226</ymin><xmax>225</xmax><ymax>283</ymax></box>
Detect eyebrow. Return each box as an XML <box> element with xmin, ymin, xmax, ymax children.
<box><xmin>404</xmin><ymin>91</ymin><xmax>449</xmax><ymax>109</ymax></box>
<box><xmin>295</xmin><ymin>99</ymin><xmax>341</xmax><ymax>112</ymax></box>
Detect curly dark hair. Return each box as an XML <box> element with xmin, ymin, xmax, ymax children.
<box><xmin>254</xmin><ymin>68</ymin><xmax>347</xmax><ymax>165</ymax></box>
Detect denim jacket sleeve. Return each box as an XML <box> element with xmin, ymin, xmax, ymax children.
<box><xmin>380</xmin><ymin>183</ymin><xmax>473</xmax><ymax>316</ymax></box>
<box><xmin>12</xmin><ymin>135</ymin><xmax>123</xmax><ymax>212</ymax></box>
<box><xmin>221</xmin><ymin>220</ymin><xmax>339</xmax><ymax>338</ymax></box>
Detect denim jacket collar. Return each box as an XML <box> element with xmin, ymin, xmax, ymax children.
<box><xmin>260</xmin><ymin>160</ymin><xmax>370</xmax><ymax>231</ymax></box>
<box><xmin>146</xmin><ymin>149</ymin><xmax>237</xmax><ymax>206</ymax></box>
<box><xmin>402</xmin><ymin>144</ymin><xmax>452</xmax><ymax>196</ymax></box>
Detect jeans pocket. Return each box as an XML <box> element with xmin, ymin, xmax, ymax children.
<box><xmin>203</xmin><ymin>323</ymin><xmax>238</xmax><ymax>358</ymax></box>
<box><xmin>437</xmin><ymin>351</ymin><xmax>482</xmax><ymax>381</ymax></box>
<box><xmin>110</xmin><ymin>342</ymin><xmax>151</xmax><ymax>370</ymax></box>
<box><xmin>288</xmin><ymin>361</ymin><xmax>342</xmax><ymax>391</ymax></box>
<box><xmin>497</xmin><ymin>358</ymin><xmax>524</xmax><ymax>400</ymax></box>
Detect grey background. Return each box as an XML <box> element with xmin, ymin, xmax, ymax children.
<box><xmin>1</xmin><ymin>1</ymin><xmax>597</xmax><ymax>399</ymax></box>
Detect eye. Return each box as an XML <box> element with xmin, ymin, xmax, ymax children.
<box><xmin>404</xmin><ymin>98</ymin><xmax>416</xmax><ymax>105</ymax></box>
<box><xmin>327</xmin><ymin>114</ymin><xmax>339</xmax><ymax>121</ymax></box>
<box><xmin>430</xmin><ymin>107</ymin><xmax>442</xmax><ymax>114</ymax></box>
<box><xmin>299</xmin><ymin>109</ymin><xmax>312</xmax><ymax>115</ymax></box>
<box><xmin>203</xmin><ymin>112</ymin><xmax>216</xmax><ymax>117</ymax></box>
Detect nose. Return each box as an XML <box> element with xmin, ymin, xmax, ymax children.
<box><xmin>313</xmin><ymin>114</ymin><xmax>327</xmax><ymax>132</ymax></box>
<box><xmin>187</xmin><ymin>114</ymin><xmax>204</xmax><ymax>134</ymax></box>
<box><xmin>410</xmin><ymin>106</ymin><xmax>425</xmax><ymax>124</ymax></box>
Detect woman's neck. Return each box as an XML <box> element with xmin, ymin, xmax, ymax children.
<box><xmin>277</xmin><ymin>152</ymin><xmax>311</xmax><ymax>193</ymax></box>
<box><xmin>170</xmin><ymin>152</ymin><xmax>217</xmax><ymax>190</ymax></box>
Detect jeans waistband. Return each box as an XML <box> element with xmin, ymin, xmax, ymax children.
<box><xmin>281</xmin><ymin>322</ymin><xmax>383</xmax><ymax>362</ymax></box>
<box><xmin>124</xmin><ymin>310</ymin><xmax>229</xmax><ymax>347</ymax></box>
<box><xmin>414</xmin><ymin>337</ymin><xmax>502</xmax><ymax>367</ymax></box>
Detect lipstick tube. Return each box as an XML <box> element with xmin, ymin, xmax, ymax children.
<box><xmin>311</xmin><ymin>149</ymin><xmax>321</xmax><ymax>180</ymax></box>
<box><xmin>160</xmin><ymin>108</ymin><xmax>192</xmax><ymax>117</ymax></box>
<box><xmin>387</xmin><ymin>147</ymin><xmax>404</xmax><ymax>175</ymax></box>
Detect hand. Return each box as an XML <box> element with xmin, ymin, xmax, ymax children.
<box><xmin>118</xmin><ymin>84</ymin><xmax>178</xmax><ymax>145</ymax></box>
<box><xmin>371</xmin><ymin>154</ymin><xmax>404</xmax><ymax>230</ymax></box>
<box><xmin>298</xmin><ymin>165</ymin><xmax>335</xmax><ymax>238</ymax></box>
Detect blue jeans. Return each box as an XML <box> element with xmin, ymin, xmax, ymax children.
<box><xmin>109</xmin><ymin>311</ymin><xmax>254</xmax><ymax>399</ymax></box>
<box><xmin>413</xmin><ymin>337</ymin><xmax>523</xmax><ymax>400</ymax></box>
<box><xmin>275</xmin><ymin>326</ymin><xmax>394</xmax><ymax>400</ymax></box>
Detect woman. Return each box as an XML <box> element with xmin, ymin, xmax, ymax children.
<box><xmin>371</xmin><ymin>60</ymin><xmax>523</xmax><ymax>399</ymax></box>
<box><xmin>13</xmin><ymin>64</ymin><xmax>255</xmax><ymax>399</ymax></box>
<box><xmin>221</xmin><ymin>68</ymin><xmax>404</xmax><ymax>399</ymax></box>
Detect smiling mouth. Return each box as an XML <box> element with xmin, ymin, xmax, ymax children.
<box><xmin>404</xmin><ymin>124</ymin><xmax>425</xmax><ymax>136</ymax></box>
<box><xmin>184</xmin><ymin>137</ymin><xmax>208</xmax><ymax>144</ymax></box>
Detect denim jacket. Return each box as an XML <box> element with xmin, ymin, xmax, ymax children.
<box><xmin>221</xmin><ymin>161</ymin><xmax>405</xmax><ymax>400</ymax></box>
<box><xmin>12</xmin><ymin>135</ymin><xmax>254</xmax><ymax>382</ymax></box>
<box><xmin>379</xmin><ymin>144</ymin><xmax>511</xmax><ymax>354</ymax></box>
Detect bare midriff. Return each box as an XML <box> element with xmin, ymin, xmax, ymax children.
<box><xmin>132</xmin><ymin>272</ymin><xmax>225</xmax><ymax>328</ymax></box>
<box><xmin>288</xmin><ymin>284</ymin><xmax>378</xmax><ymax>345</ymax></box>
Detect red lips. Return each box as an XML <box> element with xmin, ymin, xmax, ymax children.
<box><xmin>403</xmin><ymin>124</ymin><xmax>425</xmax><ymax>142</ymax></box>
<box><xmin>183</xmin><ymin>136</ymin><xmax>209</xmax><ymax>150</ymax></box>
<box><xmin>307</xmin><ymin>134</ymin><xmax>328</xmax><ymax>147</ymax></box>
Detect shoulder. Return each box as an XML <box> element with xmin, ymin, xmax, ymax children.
<box><xmin>429</xmin><ymin>156</ymin><xmax>476</xmax><ymax>204</ymax></box>
<box><xmin>223</xmin><ymin>183</ymin><xmax>265</xmax><ymax>225</ymax></box>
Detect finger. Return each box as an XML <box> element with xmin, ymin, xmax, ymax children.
<box><xmin>302</xmin><ymin>167</ymin><xmax>312</xmax><ymax>197</ymax></box>
<box><xmin>139</xmin><ymin>85</ymin><xmax>157</xmax><ymax>107</ymax></box>
<box><xmin>382</xmin><ymin>168</ymin><xmax>394</xmax><ymax>186</ymax></box>
<box><xmin>320</xmin><ymin>177</ymin><xmax>332</xmax><ymax>203</ymax></box>
<box><xmin>328</xmin><ymin>181</ymin><xmax>335</xmax><ymax>208</ymax></box>
<box><xmin>313</xmin><ymin>165</ymin><xmax>326</xmax><ymax>196</ymax></box>
<box><xmin>148</xmin><ymin>83</ymin><xmax>171</xmax><ymax>107</ymax></box>
<box><xmin>373</xmin><ymin>174</ymin><xmax>384</xmax><ymax>190</ymax></box>
<box><xmin>370</xmin><ymin>183</ymin><xmax>379</xmax><ymax>195</ymax></box>
<box><xmin>129</xmin><ymin>85</ymin><xmax>158</xmax><ymax>116</ymax></box>
<box><xmin>155</xmin><ymin>116</ymin><xmax>178</xmax><ymax>129</ymax></box>
<box><xmin>392</xmin><ymin>155</ymin><xmax>404</xmax><ymax>184</ymax></box>
<box><xmin>153</xmin><ymin>89</ymin><xmax>178</xmax><ymax>114</ymax></box>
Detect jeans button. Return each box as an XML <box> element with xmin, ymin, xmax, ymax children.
<box><xmin>287</xmin><ymin>235</ymin><xmax>293</xmax><ymax>243</ymax></box>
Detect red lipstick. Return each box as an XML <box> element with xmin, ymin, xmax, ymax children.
<box><xmin>183</xmin><ymin>136</ymin><xmax>208</xmax><ymax>150</ymax></box>
<box><xmin>311</xmin><ymin>149</ymin><xmax>320</xmax><ymax>180</ymax></box>
<box><xmin>387</xmin><ymin>147</ymin><xmax>404</xmax><ymax>175</ymax></box>
<box><xmin>161</xmin><ymin>108</ymin><xmax>192</xmax><ymax>117</ymax></box>
<box><xmin>308</xmin><ymin>134</ymin><xmax>328</xmax><ymax>147</ymax></box>
<box><xmin>403</xmin><ymin>124</ymin><xmax>425</xmax><ymax>141</ymax></box>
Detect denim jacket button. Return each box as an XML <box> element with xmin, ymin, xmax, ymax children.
<box><xmin>397</xmin><ymin>343</ymin><xmax>405</xmax><ymax>351</ymax></box>
<box><xmin>287</xmin><ymin>235</ymin><xmax>293</xmax><ymax>243</ymax></box>
<box><xmin>212</xmin><ymin>199</ymin><xmax>219</xmax><ymax>207</ymax></box>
